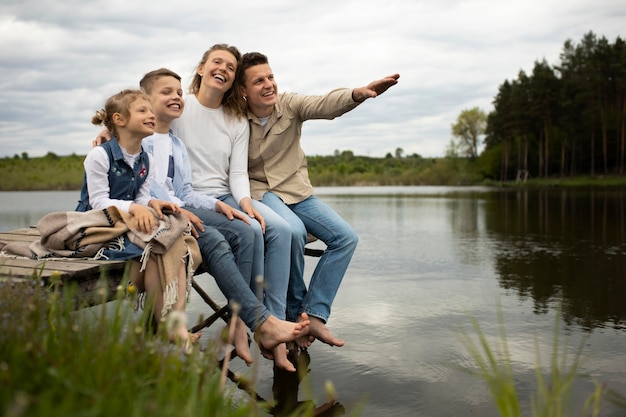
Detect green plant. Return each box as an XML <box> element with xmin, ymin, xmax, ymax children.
<box><xmin>0</xmin><ymin>275</ymin><xmax>255</xmax><ymax>417</ymax></box>
<box><xmin>455</xmin><ymin>306</ymin><xmax>612</xmax><ymax>417</ymax></box>
<box><xmin>0</xmin><ymin>269</ymin><xmax>357</xmax><ymax>417</ymax></box>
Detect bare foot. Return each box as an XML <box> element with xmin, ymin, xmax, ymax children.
<box><xmin>254</xmin><ymin>313</ymin><xmax>310</xmax><ymax>352</ymax></box>
<box><xmin>272</xmin><ymin>343</ymin><xmax>296</xmax><ymax>372</ymax></box>
<box><xmin>302</xmin><ymin>316</ymin><xmax>344</xmax><ymax>347</ymax></box>
<box><xmin>165</xmin><ymin>311</ymin><xmax>200</xmax><ymax>354</ymax></box>
<box><xmin>295</xmin><ymin>313</ymin><xmax>315</xmax><ymax>348</ymax></box>
<box><xmin>171</xmin><ymin>326</ymin><xmax>201</xmax><ymax>354</ymax></box>
<box><xmin>233</xmin><ymin>317</ymin><xmax>253</xmax><ymax>365</ymax></box>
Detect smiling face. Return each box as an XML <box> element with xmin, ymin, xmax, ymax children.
<box><xmin>198</xmin><ymin>49</ymin><xmax>238</xmax><ymax>96</ymax></box>
<box><xmin>242</xmin><ymin>63</ymin><xmax>278</xmax><ymax>118</ymax></box>
<box><xmin>148</xmin><ymin>75</ymin><xmax>184</xmax><ymax>125</ymax></box>
<box><xmin>122</xmin><ymin>97</ymin><xmax>155</xmax><ymax>138</ymax></box>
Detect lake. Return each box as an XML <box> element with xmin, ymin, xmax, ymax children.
<box><xmin>1</xmin><ymin>187</ymin><xmax>625</xmax><ymax>416</ymax></box>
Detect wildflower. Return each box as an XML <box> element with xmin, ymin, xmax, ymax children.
<box><xmin>127</xmin><ymin>283</ymin><xmax>137</xmax><ymax>295</ymax></box>
<box><xmin>49</xmin><ymin>270</ymin><xmax>63</xmax><ymax>288</ymax></box>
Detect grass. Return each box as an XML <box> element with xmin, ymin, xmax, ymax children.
<box><xmin>0</xmin><ymin>273</ymin><xmax>256</xmax><ymax>417</ymax></box>
<box><xmin>455</xmin><ymin>305</ymin><xmax>625</xmax><ymax>417</ymax></box>
<box><xmin>0</xmin><ymin>269</ymin><xmax>356</xmax><ymax>417</ymax></box>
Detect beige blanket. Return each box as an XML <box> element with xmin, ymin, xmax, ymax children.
<box><xmin>0</xmin><ymin>206</ymin><xmax>201</xmax><ymax>317</ymax></box>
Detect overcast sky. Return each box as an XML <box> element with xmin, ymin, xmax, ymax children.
<box><xmin>0</xmin><ymin>0</ymin><xmax>624</xmax><ymax>159</ymax></box>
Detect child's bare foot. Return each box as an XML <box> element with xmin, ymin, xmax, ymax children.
<box><xmin>233</xmin><ymin>317</ymin><xmax>253</xmax><ymax>365</ymax></box>
<box><xmin>165</xmin><ymin>311</ymin><xmax>200</xmax><ymax>354</ymax></box>
<box><xmin>300</xmin><ymin>316</ymin><xmax>344</xmax><ymax>347</ymax></box>
<box><xmin>254</xmin><ymin>314</ymin><xmax>309</xmax><ymax>352</ymax></box>
<box><xmin>272</xmin><ymin>343</ymin><xmax>296</xmax><ymax>372</ymax></box>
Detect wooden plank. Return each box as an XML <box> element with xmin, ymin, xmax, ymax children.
<box><xmin>1</xmin><ymin>230</ymin><xmax>153</xmax><ymax>287</ymax></box>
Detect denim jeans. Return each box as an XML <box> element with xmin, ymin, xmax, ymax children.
<box><xmin>261</xmin><ymin>192</ymin><xmax>359</xmax><ymax>322</ymax></box>
<box><xmin>186</xmin><ymin>206</ymin><xmax>270</xmax><ymax>330</ymax></box>
<box><xmin>220</xmin><ymin>194</ymin><xmax>291</xmax><ymax>320</ymax></box>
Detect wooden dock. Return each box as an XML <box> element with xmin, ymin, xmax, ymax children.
<box><xmin>1</xmin><ymin>226</ymin><xmax>325</xmax><ymax>308</ymax></box>
<box><xmin>0</xmin><ymin>227</ymin><xmax>129</xmax><ymax>304</ymax></box>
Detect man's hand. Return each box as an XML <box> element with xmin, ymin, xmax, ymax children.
<box><xmin>352</xmin><ymin>73</ymin><xmax>400</xmax><ymax>102</ymax></box>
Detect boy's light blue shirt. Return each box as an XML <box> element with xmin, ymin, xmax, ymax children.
<box><xmin>143</xmin><ymin>130</ymin><xmax>217</xmax><ymax>211</ymax></box>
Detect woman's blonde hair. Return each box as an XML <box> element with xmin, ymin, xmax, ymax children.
<box><xmin>188</xmin><ymin>44</ymin><xmax>246</xmax><ymax>119</ymax></box>
<box><xmin>92</xmin><ymin>89</ymin><xmax>150</xmax><ymax>138</ymax></box>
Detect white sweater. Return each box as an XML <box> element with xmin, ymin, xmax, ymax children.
<box><xmin>172</xmin><ymin>95</ymin><xmax>251</xmax><ymax>205</ymax></box>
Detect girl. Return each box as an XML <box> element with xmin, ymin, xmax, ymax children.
<box><xmin>77</xmin><ymin>89</ymin><xmax>199</xmax><ymax>352</ymax></box>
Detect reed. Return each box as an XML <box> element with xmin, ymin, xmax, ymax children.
<box><xmin>454</xmin><ymin>306</ymin><xmax>624</xmax><ymax>417</ymax></box>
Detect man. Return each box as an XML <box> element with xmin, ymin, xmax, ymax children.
<box><xmin>238</xmin><ymin>52</ymin><xmax>399</xmax><ymax>347</ymax></box>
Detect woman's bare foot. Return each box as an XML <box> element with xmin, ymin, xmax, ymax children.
<box><xmin>273</xmin><ymin>343</ymin><xmax>296</xmax><ymax>372</ymax></box>
<box><xmin>298</xmin><ymin>316</ymin><xmax>344</xmax><ymax>347</ymax></box>
<box><xmin>233</xmin><ymin>317</ymin><xmax>253</xmax><ymax>365</ymax></box>
<box><xmin>295</xmin><ymin>313</ymin><xmax>315</xmax><ymax>348</ymax></box>
<box><xmin>254</xmin><ymin>313</ymin><xmax>310</xmax><ymax>352</ymax></box>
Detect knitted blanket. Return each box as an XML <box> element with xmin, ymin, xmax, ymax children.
<box><xmin>0</xmin><ymin>206</ymin><xmax>201</xmax><ymax>318</ymax></box>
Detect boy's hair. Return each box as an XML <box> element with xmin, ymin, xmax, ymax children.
<box><xmin>238</xmin><ymin>52</ymin><xmax>269</xmax><ymax>84</ymax></box>
<box><xmin>140</xmin><ymin>68</ymin><xmax>182</xmax><ymax>94</ymax></box>
<box><xmin>92</xmin><ymin>89</ymin><xmax>149</xmax><ymax>138</ymax></box>
<box><xmin>188</xmin><ymin>43</ymin><xmax>245</xmax><ymax>119</ymax></box>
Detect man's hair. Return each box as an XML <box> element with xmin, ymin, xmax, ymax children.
<box><xmin>238</xmin><ymin>52</ymin><xmax>269</xmax><ymax>83</ymax></box>
<box><xmin>139</xmin><ymin>68</ymin><xmax>181</xmax><ymax>94</ymax></box>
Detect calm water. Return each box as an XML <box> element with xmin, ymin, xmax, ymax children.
<box><xmin>1</xmin><ymin>187</ymin><xmax>626</xmax><ymax>416</ymax></box>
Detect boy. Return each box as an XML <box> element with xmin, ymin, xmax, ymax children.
<box><xmin>138</xmin><ymin>68</ymin><xmax>307</xmax><ymax>371</ymax></box>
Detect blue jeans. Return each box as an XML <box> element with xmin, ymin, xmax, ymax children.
<box><xmin>186</xmin><ymin>207</ymin><xmax>270</xmax><ymax>331</ymax></box>
<box><xmin>220</xmin><ymin>194</ymin><xmax>291</xmax><ymax>320</ymax></box>
<box><xmin>261</xmin><ymin>192</ymin><xmax>359</xmax><ymax>322</ymax></box>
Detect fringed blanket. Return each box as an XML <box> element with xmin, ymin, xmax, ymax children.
<box><xmin>0</xmin><ymin>206</ymin><xmax>201</xmax><ymax>318</ymax></box>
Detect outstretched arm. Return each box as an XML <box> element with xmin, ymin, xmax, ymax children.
<box><xmin>351</xmin><ymin>73</ymin><xmax>400</xmax><ymax>103</ymax></box>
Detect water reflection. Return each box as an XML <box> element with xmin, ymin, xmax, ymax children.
<box><xmin>270</xmin><ymin>349</ymin><xmax>345</xmax><ymax>417</ymax></box>
<box><xmin>483</xmin><ymin>188</ymin><xmax>626</xmax><ymax>330</ymax></box>
<box><xmin>2</xmin><ymin>188</ymin><xmax>626</xmax><ymax>416</ymax></box>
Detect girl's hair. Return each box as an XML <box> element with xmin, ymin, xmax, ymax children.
<box><xmin>188</xmin><ymin>43</ymin><xmax>246</xmax><ymax>119</ymax></box>
<box><xmin>92</xmin><ymin>89</ymin><xmax>149</xmax><ymax>138</ymax></box>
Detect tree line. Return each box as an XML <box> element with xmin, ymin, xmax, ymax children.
<box><xmin>2</xmin><ymin>150</ymin><xmax>475</xmax><ymax>191</ymax></box>
<box><xmin>476</xmin><ymin>31</ymin><xmax>626</xmax><ymax>181</ymax></box>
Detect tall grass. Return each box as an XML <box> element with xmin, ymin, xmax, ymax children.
<box><xmin>0</xmin><ymin>271</ymin><xmax>356</xmax><ymax>417</ymax></box>
<box><xmin>455</xmin><ymin>306</ymin><xmax>624</xmax><ymax>417</ymax></box>
<box><xmin>0</xmin><ymin>275</ymin><xmax>257</xmax><ymax>417</ymax></box>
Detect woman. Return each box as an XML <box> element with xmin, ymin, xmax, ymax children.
<box><xmin>171</xmin><ymin>44</ymin><xmax>297</xmax><ymax>371</ymax></box>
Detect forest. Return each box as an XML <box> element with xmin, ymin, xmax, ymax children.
<box><xmin>478</xmin><ymin>31</ymin><xmax>626</xmax><ymax>181</ymax></box>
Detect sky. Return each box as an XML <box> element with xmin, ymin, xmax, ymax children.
<box><xmin>0</xmin><ymin>0</ymin><xmax>624</xmax><ymax>159</ymax></box>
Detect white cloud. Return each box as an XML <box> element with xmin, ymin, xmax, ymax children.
<box><xmin>0</xmin><ymin>0</ymin><xmax>624</xmax><ymax>158</ymax></box>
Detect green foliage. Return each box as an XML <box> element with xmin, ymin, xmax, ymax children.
<box><xmin>307</xmin><ymin>152</ymin><xmax>447</xmax><ymax>186</ymax></box>
<box><xmin>0</xmin><ymin>277</ymin><xmax>256</xmax><ymax>417</ymax></box>
<box><xmin>484</xmin><ymin>31</ymin><xmax>626</xmax><ymax>180</ymax></box>
<box><xmin>451</xmin><ymin>107</ymin><xmax>487</xmax><ymax>160</ymax></box>
<box><xmin>0</xmin><ymin>153</ymin><xmax>85</xmax><ymax>191</ymax></box>
<box><xmin>0</xmin><ymin>271</ymin><xmax>359</xmax><ymax>417</ymax></box>
<box><xmin>455</xmin><ymin>306</ymin><xmax>621</xmax><ymax>417</ymax></box>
